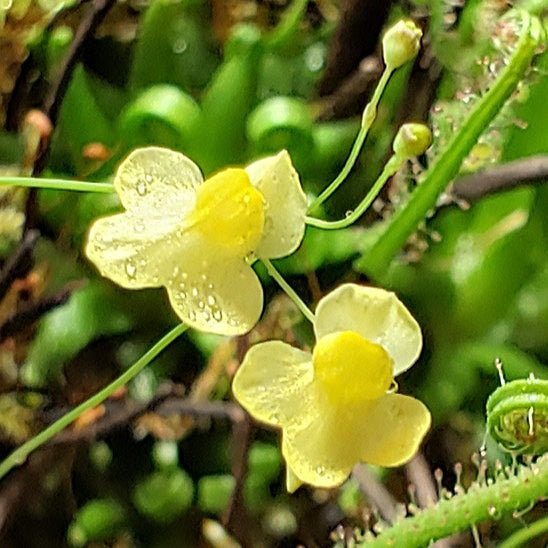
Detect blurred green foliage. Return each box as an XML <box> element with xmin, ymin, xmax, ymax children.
<box><xmin>0</xmin><ymin>0</ymin><xmax>546</xmax><ymax>545</ymax></box>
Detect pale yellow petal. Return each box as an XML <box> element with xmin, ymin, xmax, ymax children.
<box><xmin>245</xmin><ymin>150</ymin><xmax>307</xmax><ymax>259</ymax></box>
<box><xmin>314</xmin><ymin>284</ymin><xmax>422</xmax><ymax>376</ymax></box>
<box><xmin>114</xmin><ymin>147</ymin><xmax>202</xmax><ymax>215</ymax></box>
<box><xmin>232</xmin><ymin>341</ymin><xmax>314</xmax><ymax>427</ymax></box>
<box><xmin>85</xmin><ymin>211</ymin><xmax>181</xmax><ymax>288</ymax></box>
<box><xmin>355</xmin><ymin>394</ymin><xmax>431</xmax><ymax>467</ymax></box>
<box><xmin>285</xmin><ymin>465</ymin><xmax>304</xmax><ymax>493</ymax></box>
<box><xmin>165</xmin><ymin>233</ymin><xmax>263</xmax><ymax>335</ymax></box>
<box><xmin>281</xmin><ymin>398</ymin><xmax>359</xmax><ymax>489</ymax></box>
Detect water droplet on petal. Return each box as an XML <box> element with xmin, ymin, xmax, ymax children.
<box><xmin>198</xmin><ymin>300</ymin><xmax>205</xmax><ymax>309</ymax></box>
<box><xmin>191</xmin><ymin>287</ymin><xmax>199</xmax><ymax>298</ymax></box>
<box><xmin>207</xmin><ymin>295</ymin><xmax>216</xmax><ymax>306</ymax></box>
<box><xmin>213</xmin><ymin>309</ymin><xmax>223</xmax><ymax>321</ymax></box>
<box><xmin>137</xmin><ymin>180</ymin><xmax>147</xmax><ymax>196</ymax></box>
<box><xmin>125</xmin><ymin>260</ymin><xmax>137</xmax><ymax>278</ymax></box>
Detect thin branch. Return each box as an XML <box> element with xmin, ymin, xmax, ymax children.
<box><xmin>352</xmin><ymin>464</ymin><xmax>399</xmax><ymax>524</ymax></box>
<box><xmin>25</xmin><ymin>0</ymin><xmax>116</xmax><ymax>229</ymax></box>
<box><xmin>452</xmin><ymin>155</ymin><xmax>548</xmax><ymax>201</ymax></box>
<box><xmin>0</xmin><ymin>281</ymin><xmax>84</xmax><ymax>342</ymax></box>
<box><xmin>0</xmin><ymin>230</ymin><xmax>39</xmax><ymax>302</ymax></box>
<box><xmin>405</xmin><ymin>453</ymin><xmax>461</xmax><ymax>548</ymax></box>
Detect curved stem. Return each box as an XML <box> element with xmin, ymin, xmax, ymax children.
<box><xmin>0</xmin><ymin>322</ymin><xmax>188</xmax><ymax>481</ymax></box>
<box><xmin>0</xmin><ymin>177</ymin><xmax>115</xmax><ymax>193</ymax></box>
<box><xmin>361</xmin><ymin>457</ymin><xmax>548</xmax><ymax>547</ymax></box>
<box><xmin>308</xmin><ymin>67</ymin><xmax>393</xmax><ymax>214</ymax></box>
<box><xmin>261</xmin><ymin>259</ymin><xmax>315</xmax><ymax>324</ymax></box>
<box><xmin>359</xmin><ymin>11</ymin><xmax>544</xmax><ymax>280</ymax></box>
<box><xmin>305</xmin><ymin>156</ymin><xmax>402</xmax><ymax>229</ymax></box>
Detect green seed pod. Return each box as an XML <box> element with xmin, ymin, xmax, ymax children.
<box><xmin>118</xmin><ymin>84</ymin><xmax>201</xmax><ymax>151</ymax></box>
<box><xmin>486</xmin><ymin>377</ymin><xmax>548</xmax><ymax>455</ymax></box>
<box><xmin>246</xmin><ymin>96</ymin><xmax>314</xmax><ymax>171</ymax></box>
<box><xmin>132</xmin><ymin>468</ymin><xmax>194</xmax><ymax>523</ymax></box>
<box><xmin>67</xmin><ymin>498</ymin><xmax>126</xmax><ymax>547</ymax></box>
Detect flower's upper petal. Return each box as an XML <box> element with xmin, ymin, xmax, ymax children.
<box><xmin>114</xmin><ymin>147</ymin><xmax>203</xmax><ymax>215</ymax></box>
<box><xmin>314</xmin><ymin>284</ymin><xmax>422</xmax><ymax>376</ymax></box>
<box><xmin>281</xmin><ymin>395</ymin><xmax>365</xmax><ymax>489</ymax></box>
<box><xmin>245</xmin><ymin>150</ymin><xmax>307</xmax><ymax>259</ymax></box>
<box><xmin>232</xmin><ymin>341</ymin><xmax>314</xmax><ymax>427</ymax></box>
<box><xmin>355</xmin><ymin>393</ymin><xmax>431</xmax><ymax>467</ymax></box>
<box><xmin>85</xmin><ymin>211</ymin><xmax>182</xmax><ymax>288</ymax></box>
<box><xmin>165</xmin><ymin>233</ymin><xmax>263</xmax><ymax>335</ymax></box>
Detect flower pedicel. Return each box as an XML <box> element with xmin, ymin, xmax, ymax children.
<box><xmin>85</xmin><ymin>147</ymin><xmax>307</xmax><ymax>335</ymax></box>
<box><xmin>233</xmin><ymin>283</ymin><xmax>431</xmax><ymax>491</ymax></box>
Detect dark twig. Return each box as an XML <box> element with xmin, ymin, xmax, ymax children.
<box><xmin>0</xmin><ymin>230</ymin><xmax>39</xmax><ymax>302</ymax></box>
<box><xmin>25</xmin><ymin>0</ymin><xmax>116</xmax><ymax>230</ymax></box>
<box><xmin>317</xmin><ymin>56</ymin><xmax>382</xmax><ymax>121</ymax></box>
<box><xmin>224</xmin><ymin>412</ymin><xmax>257</xmax><ymax>545</ymax></box>
<box><xmin>452</xmin><ymin>155</ymin><xmax>548</xmax><ymax>201</ymax></box>
<box><xmin>318</xmin><ymin>0</ymin><xmax>392</xmax><ymax>96</ymax></box>
<box><xmin>47</xmin><ymin>383</ymin><xmax>185</xmax><ymax>444</ymax></box>
<box><xmin>157</xmin><ymin>399</ymin><xmax>245</xmax><ymax>422</ymax></box>
<box><xmin>405</xmin><ymin>453</ymin><xmax>457</xmax><ymax>548</ymax></box>
<box><xmin>0</xmin><ymin>281</ymin><xmax>83</xmax><ymax>342</ymax></box>
<box><xmin>39</xmin><ymin>0</ymin><xmax>116</xmax><ymax>133</ymax></box>
<box><xmin>352</xmin><ymin>463</ymin><xmax>399</xmax><ymax>524</ymax></box>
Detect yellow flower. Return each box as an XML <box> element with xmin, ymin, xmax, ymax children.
<box><xmin>232</xmin><ymin>283</ymin><xmax>431</xmax><ymax>491</ymax></box>
<box><xmin>85</xmin><ymin>147</ymin><xmax>307</xmax><ymax>335</ymax></box>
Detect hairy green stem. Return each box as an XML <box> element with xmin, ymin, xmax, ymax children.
<box><xmin>0</xmin><ymin>177</ymin><xmax>115</xmax><ymax>193</ymax></box>
<box><xmin>359</xmin><ymin>11</ymin><xmax>544</xmax><ymax>280</ymax></box>
<box><xmin>499</xmin><ymin>515</ymin><xmax>548</xmax><ymax>548</ymax></box>
<box><xmin>361</xmin><ymin>457</ymin><xmax>548</xmax><ymax>547</ymax></box>
<box><xmin>308</xmin><ymin>68</ymin><xmax>393</xmax><ymax>214</ymax></box>
<box><xmin>0</xmin><ymin>323</ymin><xmax>188</xmax><ymax>481</ymax></box>
<box><xmin>261</xmin><ymin>259</ymin><xmax>315</xmax><ymax>323</ymax></box>
<box><xmin>305</xmin><ymin>156</ymin><xmax>402</xmax><ymax>229</ymax></box>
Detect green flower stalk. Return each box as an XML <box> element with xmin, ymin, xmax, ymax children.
<box><xmin>359</xmin><ymin>456</ymin><xmax>548</xmax><ymax>547</ymax></box>
<box><xmin>360</xmin><ymin>10</ymin><xmax>545</xmax><ymax>280</ymax></box>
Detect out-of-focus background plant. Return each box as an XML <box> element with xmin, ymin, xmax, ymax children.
<box><xmin>0</xmin><ymin>0</ymin><xmax>546</xmax><ymax>546</ymax></box>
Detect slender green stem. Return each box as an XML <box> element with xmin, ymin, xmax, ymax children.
<box><xmin>305</xmin><ymin>156</ymin><xmax>402</xmax><ymax>230</ymax></box>
<box><xmin>308</xmin><ymin>68</ymin><xmax>393</xmax><ymax>214</ymax></box>
<box><xmin>359</xmin><ymin>11</ymin><xmax>544</xmax><ymax>280</ymax></box>
<box><xmin>261</xmin><ymin>259</ymin><xmax>315</xmax><ymax>324</ymax></box>
<box><xmin>499</xmin><ymin>515</ymin><xmax>548</xmax><ymax>548</ymax></box>
<box><xmin>0</xmin><ymin>177</ymin><xmax>115</xmax><ymax>193</ymax></box>
<box><xmin>360</xmin><ymin>457</ymin><xmax>548</xmax><ymax>547</ymax></box>
<box><xmin>0</xmin><ymin>322</ymin><xmax>188</xmax><ymax>481</ymax></box>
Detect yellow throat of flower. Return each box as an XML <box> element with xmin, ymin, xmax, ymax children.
<box><xmin>313</xmin><ymin>331</ymin><xmax>393</xmax><ymax>404</ymax></box>
<box><xmin>190</xmin><ymin>168</ymin><xmax>265</xmax><ymax>254</ymax></box>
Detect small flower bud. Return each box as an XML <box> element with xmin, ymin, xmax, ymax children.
<box><xmin>393</xmin><ymin>123</ymin><xmax>432</xmax><ymax>158</ymax></box>
<box><xmin>382</xmin><ymin>20</ymin><xmax>422</xmax><ymax>70</ymax></box>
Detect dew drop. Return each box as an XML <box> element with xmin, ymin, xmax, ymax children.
<box><xmin>136</xmin><ymin>180</ymin><xmax>147</xmax><ymax>196</ymax></box>
<box><xmin>145</xmin><ymin>174</ymin><xmax>153</xmax><ymax>183</ymax></box>
<box><xmin>188</xmin><ymin>310</ymin><xmax>196</xmax><ymax>321</ymax></box>
<box><xmin>488</xmin><ymin>504</ymin><xmax>498</xmax><ymax>517</ymax></box>
<box><xmin>213</xmin><ymin>309</ymin><xmax>223</xmax><ymax>321</ymax></box>
<box><xmin>172</xmin><ymin>38</ymin><xmax>187</xmax><ymax>54</ymax></box>
<box><xmin>139</xmin><ymin>259</ymin><xmax>147</xmax><ymax>267</ymax></box>
<box><xmin>191</xmin><ymin>287</ymin><xmax>199</xmax><ymax>298</ymax></box>
<box><xmin>172</xmin><ymin>266</ymin><xmax>180</xmax><ymax>277</ymax></box>
<box><xmin>203</xmin><ymin>311</ymin><xmax>211</xmax><ymax>321</ymax></box>
<box><xmin>198</xmin><ymin>300</ymin><xmax>205</xmax><ymax>309</ymax></box>
<box><xmin>125</xmin><ymin>260</ymin><xmax>137</xmax><ymax>278</ymax></box>
<box><xmin>207</xmin><ymin>295</ymin><xmax>216</xmax><ymax>306</ymax></box>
